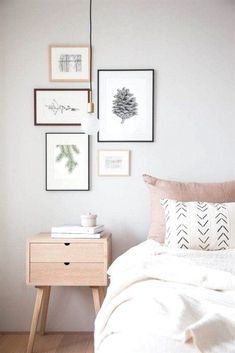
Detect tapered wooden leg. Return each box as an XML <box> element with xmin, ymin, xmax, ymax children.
<box><xmin>27</xmin><ymin>287</ymin><xmax>44</xmax><ymax>353</ymax></box>
<box><xmin>98</xmin><ymin>286</ymin><xmax>105</xmax><ymax>303</ymax></box>
<box><xmin>91</xmin><ymin>286</ymin><xmax>105</xmax><ymax>315</ymax></box>
<box><xmin>39</xmin><ymin>286</ymin><xmax>51</xmax><ymax>335</ymax></box>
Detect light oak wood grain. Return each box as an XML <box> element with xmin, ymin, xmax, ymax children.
<box><xmin>39</xmin><ymin>286</ymin><xmax>51</xmax><ymax>335</ymax></box>
<box><xmin>30</xmin><ymin>243</ymin><xmax>105</xmax><ymax>263</ymax></box>
<box><xmin>27</xmin><ymin>233</ymin><xmax>110</xmax><ymax>243</ymax></box>
<box><xmin>0</xmin><ymin>332</ymin><xmax>94</xmax><ymax>353</ymax></box>
<box><xmin>26</xmin><ymin>233</ymin><xmax>111</xmax><ymax>353</ymax></box>
<box><xmin>91</xmin><ymin>287</ymin><xmax>105</xmax><ymax>315</ymax></box>
<box><xmin>0</xmin><ymin>334</ymin><xmax>29</xmax><ymax>353</ymax></box>
<box><xmin>27</xmin><ymin>287</ymin><xmax>44</xmax><ymax>353</ymax></box>
<box><xmin>29</xmin><ymin>263</ymin><xmax>106</xmax><ymax>286</ymax></box>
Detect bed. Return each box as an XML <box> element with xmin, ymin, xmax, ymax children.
<box><xmin>95</xmin><ymin>175</ymin><xmax>235</xmax><ymax>353</ymax></box>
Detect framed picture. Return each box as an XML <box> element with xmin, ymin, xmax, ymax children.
<box><xmin>46</xmin><ymin>133</ymin><xmax>89</xmax><ymax>191</ymax></box>
<box><xmin>97</xmin><ymin>69</ymin><xmax>154</xmax><ymax>142</ymax></box>
<box><xmin>49</xmin><ymin>45</ymin><xmax>90</xmax><ymax>82</ymax></box>
<box><xmin>98</xmin><ymin>150</ymin><xmax>130</xmax><ymax>176</ymax></box>
<box><xmin>34</xmin><ymin>89</ymin><xmax>89</xmax><ymax>126</ymax></box>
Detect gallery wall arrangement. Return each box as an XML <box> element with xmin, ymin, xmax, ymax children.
<box><xmin>33</xmin><ymin>60</ymin><xmax>154</xmax><ymax>190</ymax></box>
<box><xmin>33</xmin><ymin>0</ymin><xmax>155</xmax><ymax>191</ymax></box>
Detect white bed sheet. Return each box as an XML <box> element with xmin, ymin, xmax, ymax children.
<box><xmin>95</xmin><ymin>240</ymin><xmax>235</xmax><ymax>353</ymax></box>
<box><xmin>96</xmin><ymin>281</ymin><xmax>197</xmax><ymax>353</ymax></box>
<box><xmin>98</xmin><ymin>331</ymin><xmax>196</xmax><ymax>353</ymax></box>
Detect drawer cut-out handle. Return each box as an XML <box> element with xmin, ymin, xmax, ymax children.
<box><xmin>64</xmin><ymin>262</ymin><xmax>70</xmax><ymax>266</ymax></box>
<box><xmin>64</xmin><ymin>243</ymin><xmax>70</xmax><ymax>246</ymax></box>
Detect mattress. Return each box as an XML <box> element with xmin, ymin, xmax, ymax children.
<box><xmin>95</xmin><ymin>240</ymin><xmax>235</xmax><ymax>353</ymax></box>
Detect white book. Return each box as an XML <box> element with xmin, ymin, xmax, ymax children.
<box><xmin>51</xmin><ymin>224</ymin><xmax>104</xmax><ymax>234</ymax></box>
<box><xmin>51</xmin><ymin>232</ymin><xmax>104</xmax><ymax>239</ymax></box>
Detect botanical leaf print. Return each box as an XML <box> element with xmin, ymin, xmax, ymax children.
<box><xmin>56</xmin><ymin>145</ymin><xmax>79</xmax><ymax>173</ymax></box>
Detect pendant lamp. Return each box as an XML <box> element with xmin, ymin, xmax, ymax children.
<box><xmin>81</xmin><ymin>0</ymin><xmax>100</xmax><ymax>135</ymax></box>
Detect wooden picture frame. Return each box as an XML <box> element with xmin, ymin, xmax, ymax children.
<box><xmin>49</xmin><ymin>45</ymin><xmax>90</xmax><ymax>82</ymax></box>
<box><xmin>98</xmin><ymin>150</ymin><xmax>130</xmax><ymax>176</ymax></box>
<box><xmin>34</xmin><ymin>89</ymin><xmax>89</xmax><ymax>126</ymax></box>
<box><xmin>46</xmin><ymin>133</ymin><xmax>90</xmax><ymax>191</ymax></box>
<box><xmin>97</xmin><ymin>69</ymin><xmax>154</xmax><ymax>142</ymax></box>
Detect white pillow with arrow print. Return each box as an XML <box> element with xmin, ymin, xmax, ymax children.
<box><xmin>160</xmin><ymin>199</ymin><xmax>235</xmax><ymax>250</ymax></box>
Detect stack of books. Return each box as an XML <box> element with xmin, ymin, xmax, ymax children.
<box><xmin>51</xmin><ymin>224</ymin><xmax>104</xmax><ymax>239</ymax></box>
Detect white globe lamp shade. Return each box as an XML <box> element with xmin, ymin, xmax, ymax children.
<box><xmin>81</xmin><ymin>113</ymin><xmax>100</xmax><ymax>135</ymax></box>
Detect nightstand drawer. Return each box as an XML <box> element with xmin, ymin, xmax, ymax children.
<box><xmin>30</xmin><ymin>243</ymin><xmax>104</xmax><ymax>263</ymax></box>
<box><xmin>29</xmin><ymin>262</ymin><xmax>107</xmax><ymax>286</ymax></box>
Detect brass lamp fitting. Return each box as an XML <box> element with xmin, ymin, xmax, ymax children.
<box><xmin>88</xmin><ymin>91</ymin><xmax>94</xmax><ymax>113</ymax></box>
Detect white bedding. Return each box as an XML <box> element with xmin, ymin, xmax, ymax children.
<box><xmin>95</xmin><ymin>240</ymin><xmax>235</xmax><ymax>353</ymax></box>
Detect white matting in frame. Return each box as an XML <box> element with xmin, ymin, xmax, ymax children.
<box><xmin>49</xmin><ymin>45</ymin><xmax>90</xmax><ymax>82</ymax></box>
<box><xmin>46</xmin><ymin>133</ymin><xmax>89</xmax><ymax>191</ymax></box>
<box><xmin>34</xmin><ymin>89</ymin><xmax>89</xmax><ymax>125</ymax></box>
<box><xmin>98</xmin><ymin>69</ymin><xmax>154</xmax><ymax>142</ymax></box>
<box><xmin>98</xmin><ymin>150</ymin><xmax>130</xmax><ymax>176</ymax></box>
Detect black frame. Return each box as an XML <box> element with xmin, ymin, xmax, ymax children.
<box><xmin>45</xmin><ymin>132</ymin><xmax>90</xmax><ymax>191</ymax></box>
<box><xmin>97</xmin><ymin>69</ymin><xmax>154</xmax><ymax>142</ymax></box>
<box><xmin>34</xmin><ymin>89</ymin><xmax>90</xmax><ymax>126</ymax></box>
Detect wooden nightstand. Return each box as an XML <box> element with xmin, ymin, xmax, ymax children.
<box><xmin>26</xmin><ymin>232</ymin><xmax>111</xmax><ymax>353</ymax></box>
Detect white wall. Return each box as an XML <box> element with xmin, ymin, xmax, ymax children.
<box><xmin>0</xmin><ymin>0</ymin><xmax>234</xmax><ymax>331</ymax></box>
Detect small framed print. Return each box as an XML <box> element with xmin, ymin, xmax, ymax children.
<box><xmin>49</xmin><ymin>45</ymin><xmax>90</xmax><ymax>82</ymax></box>
<box><xmin>98</xmin><ymin>150</ymin><xmax>130</xmax><ymax>176</ymax></box>
<box><xmin>98</xmin><ymin>69</ymin><xmax>154</xmax><ymax>142</ymax></box>
<box><xmin>34</xmin><ymin>89</ymin><xmax>89</xmax><ymax>126</ymax></box>
<box><xmin>46</xmin><ymin>133</ymin><xmax>89</xmax><ymax>191</ymax></box>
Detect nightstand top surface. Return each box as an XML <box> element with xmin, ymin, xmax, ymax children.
<box><xmin>28</xmin><ymin>232</ymin><xmax>111</xmax><ymax>243</ymax></box>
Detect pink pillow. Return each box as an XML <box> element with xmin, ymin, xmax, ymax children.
<box><xmin>143</xmin><ymin>174</ymin><xmax>235</xmax><ymax>243</ymax></box>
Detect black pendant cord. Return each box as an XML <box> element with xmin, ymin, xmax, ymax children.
<box><xmin>89</xmin><ymin>0</ymin><xmax>92</xmax><ymax>92</ymax></box>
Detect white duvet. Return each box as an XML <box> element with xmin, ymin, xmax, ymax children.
<box><xmin>95</xmin><ymin>240</ymin><xmax>235</xmax><ymax>353</ymax></box>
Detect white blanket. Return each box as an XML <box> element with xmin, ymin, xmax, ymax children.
<box><xmin>95</xmin><ymin>240</ymin><xmax>235</xmax><ymax>353</ymax></box>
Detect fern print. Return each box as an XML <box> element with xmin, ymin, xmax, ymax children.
<box><xmin>56</xmin><ymin>145</ymin><xmax>79</xmax><ymax>173</ymax></box>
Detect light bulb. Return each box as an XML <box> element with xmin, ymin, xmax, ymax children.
<box><xmin>81</xmin><ymin>113</ymin><xmax>100</xmax><ymax>135</ymax></box>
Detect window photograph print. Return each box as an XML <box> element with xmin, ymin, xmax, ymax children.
<box><xmin>98</xmin><ymin>69</ymin><xmax>154</xmax><ymax>142</ymax></box>
<box><xmin>34</xmin><ymin>89</ymin><xmax>89</xmax><ymax>125</ymax></box>
<box><xmin>98</xmin><ymin>150</ymin><xmax>130</xmax><ymax>176</ymax></box>
<box><xmin>46</xmin><ymin>133</ymin><xmax>89</xmax><ymax>191</ymax></box>
<box><xmin>49</xmin><ymin>45</ymin><xmax>90</xmax><ymax>82</ymax></box>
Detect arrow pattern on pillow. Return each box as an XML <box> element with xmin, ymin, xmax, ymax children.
<box><xmin>197</xmin><ymin>202</ymin><xmax>210</xmax><ymax>250</ymax></box>
<box><xmin>160</xmin><ymin>199</ymin><xmax>231</xmax><ymax>251</ymax></box>
<box><xmin>176</xmin><ymin>202</ymin><xmax>189</xmax><ymax>249</ymax></box>
<box><xmin>215</xmin><ymin>203</ymin><xmax>230</xmax><ymax>250</ymax></box>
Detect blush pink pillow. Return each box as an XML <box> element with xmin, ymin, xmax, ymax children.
<box><xmin>143</xmin><ymin>174</ymin><xmax>235</xmax><ymax>243</ymax></box>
